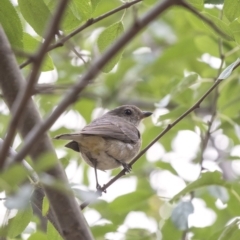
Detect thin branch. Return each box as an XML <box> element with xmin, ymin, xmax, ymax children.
<box><xmin>199</xmin><ymin>39</ymin><xmax>224</xmax><ymax>167</ymax></box>
<box><xmin>80</xmin><ymin>59</ymin><xmax>240</xmax><ymax>209</ymax></box>
<box><xmin>70</xmin><ymin>45</ymin><xmax>87</xmax><ymax>65</ymax></box>
<box><xmin>81</xmin><ymin>57</ymin><xmax>240</xmax><ymax>208</ymax></box>
<box><xmin>0</xmin><ymin>19</ymin><xmax>94</xmax><ymax>240</ymax></box>
<box><xmin>225</xmin><ymin>46</ymin><xmax>240</xmax><ymax>58</ymax></box>
<box><xmin>12</xmin><ymin>0</ymin><xmax>178</xmax><ymax>162</ymax></box>
<box><xmin>19</xmin><ymin>0</ymin><xmax>143</xmax><ymax>69</ymax></box>
<box><xmin>80</xmin><ymin>78</ymin><xmax>224</xmax><ymax>209</ymax></box>
<box><xmin>179</xmin><ymin>0</ymin><xmax>230</xmax><ymax>40</ymax></box>
<box><xmin>0</xmin><ymin>0</ymin><xmax>69</xmax><ymax>168</ymax></box>
<box><xmin>181</xmin><ymin>34</ymin><xmax>224</xmax><ymax>239</ymax></box>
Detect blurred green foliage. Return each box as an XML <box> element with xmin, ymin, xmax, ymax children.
<box><xmin>1</xmin><ymin>0</ymin><xmax>240</xmax><ymax>239</ymax></box>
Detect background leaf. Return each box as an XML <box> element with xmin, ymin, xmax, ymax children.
<box><xmin>223</xmin><ymin>0</ymin><xmax>240</xmax><ymax>22</ymax></box>
<box><xmin>171</xmin><ymin>201</ymin><xmax>194</xmax><ymax>230</ymax></box>
<box><xmin>0</xmin><ymin>0</ymin><xmax>23</xmax><ymax>48</ymax></box>
<box><xmin>7</xmin><ymin>205</ymin><xmax>32</xmax><ymax>238</ymax></box>
<box><xmin>18</xmin><ymin>0</ymin><xmax>51</xmax><ymax>37</ymax></box>
<box><xmin>97</xmin><ymin>21</ymin><xmax>124</xmax><ymax>72</ymax></box>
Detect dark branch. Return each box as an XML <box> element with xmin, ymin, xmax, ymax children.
<box><xmin>179</xmin><ymin>0</ymin><xmax>230</xmax><ymax>40</ymax></box>
<box><xmin>0</xmin><ymin>0</ymin><xmax>69</xmax><ymax>168</ymax></box>
<box><xmin>12</xmin><ymin>0</ymin><xmax>178</xmax><ymax>163</ymax></box>
<box><xmin>80</xmin><ymin>78</ymin><xmax>228</xmax><ymax>209</ymax></box>
<box><xmin>19</xmin><ymin>0</ymin><xmax>143</xmax><ymax>68</ymax></box>
<box><xmin>0</xmin><ymin>19</ymin><xmax>93</xmax><ymax>240</ymax></box>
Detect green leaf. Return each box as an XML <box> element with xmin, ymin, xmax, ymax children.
<box><xmin>0</xmin><ymin>164</ymin><xmax>28</xmax><ymax>191</ymax></box>
<box><xmin>91</xmin><ymin>0</ymin><xmax>102</xmax><ymax>12</ymax></box>
<box><xmin>43</xmin><ymin>0</ymin><xmax>81</xmax><ymax>32</ymax></box>
<box><xmin>218</xmin><ymin>218</ymin><xmax>240</xmax><ymax>240</ymax></box>
<box><xmin>170</xmin><ymin>171</ymin><xmax>229</xmax><ymax>202</ymax></box>
<box><xmin>218</xmin><ymin>58</ymin><xmax>240</xmax><ymax>80</ymax></box>
<box><xmin>109</xmin><ymin>190</ymin><xmax>153</xmax><ymax>215</ymax></box>
<box><xmin>162</xmin><ymin>217</ymin><xmax>182</xmax><ymax>239</ymax></box>
<box><xmin>0</xmin><ymin>0</ymin><xmax>23</xmax><ymax>48</ymax></box>
<box><xmin>28</xmin><ymin>231</ymin><xmax>47</xmax><ymax>240</ymax></box>
<box><xmin>171</xmin><ymin>201</ymin><xmax>194</xmax><ymax>230</ymax></box>
<box><xmin>70</xmin><ymin>0</ymin><xmax>92</xmax><ymax>21</ymax></box>
<box><xmin>173</xmin><ymin>74</ymin><xmax>198</xmax><ymax>94</ymax></box>
<box><xmin>49</xmin><ymin>0</ymin><xmax>92</xmax><ymax>32</ymax></box>
<box><xmin>187</xmin><ymin>0</ymin><xmax>204</xmax><ymax>10</ymax></box>
<box><xmin>47</xmin><ymin>221</ymin><xmax>63</xmax><ymax>240</ymax></box>
<box><xmin>18</xmin><ymin>0</ymin><xmax>51</xmax><ymax>36</ymax></box>
<box><xmin>97</xmin><ymin>21</ymin><xmax>124</xmax><ymax>73</ymax></box>
<box><xmin>155</xmin><ymin>161</ymin><xmax>178</xmax><ymax>176</ymax></box>
<box><xmin>229</xmin><ymin>20</ymin><xmax>240</xmax><ymax>45</ymax></box>
<box><xmin>194</xmin><ymin>36</ymin><xmax>219</xmax><ymax>56</ymax></box>
<box><xmin>22</xmin><ymin>33</ymin><xmax>54</xmax><ymax>71</ymax></box>
<box><xmin>8</xmin><ymin>205</ymin><xmax>33</xmax><ymax>238</ymax></box>
<box><xmin>33</xmin><ymin>152</ymin><xmax>58</xmax><ymax>173</ymax></box>
<box><xmin>125</xmin><ymin>228</ymin><xmax>154</xmax><ymax>240</ymax></box>
<box><xmin>92</xmin><ymin>224</ymin><xmax>116</xmax><ymax>238</ymax></box>
<box><xmin>42</xmin><ymin>196</ymin><xmax>49</xmax><ymax>216</ymax></box>
<box><xmin>223</xmin><ymin>0</ymin><xmax>240</xmax><ymax>22</ymax></box>
<box><xmin>74</xmin><ymin>98</ymin><xmax>95</xmax><ymax>123</ymax></box>
<box><xmin>202</xmin><ymin>12</ymin><xmax>234</xmax><ymax>41</ymax></box>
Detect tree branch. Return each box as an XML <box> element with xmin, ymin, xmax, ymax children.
<box><xmin>19</xmin><ymin>0</ymin><xmax>143</xmax><ymax>69</ymax></box>
<box><xmin>12</xmin><ymin>0</ymin><xmax>179</xmax><ymax>163</ymax></box>
<box><xmin>0</xmin><ymin>0</ymin><xmax>69</xmax><ymax>168</ymax></box>
<box><xmin>80</xmin><ymin>79</ymin><xmax>225</xmax><ymax>209</ymax></box>
<box><xmin>179</xmin><ymin>0</ymin><xmax>230</xmax><ymax>40</ymax></box>
<box><xmin>0</xmin><ymin>27</ymin><xmax>93</xmax><ymax>240</ymax></box>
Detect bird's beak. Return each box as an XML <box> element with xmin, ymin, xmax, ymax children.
<box><xmin>141</xmin><ymin>111</ymin><xmax>153</xmax><ymax>118</ymax></box>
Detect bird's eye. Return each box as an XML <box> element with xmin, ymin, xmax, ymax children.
<box><xmin>124</xmin><ymin>109</ymin><xmax>132</xmax><ymax>115</ymax></box>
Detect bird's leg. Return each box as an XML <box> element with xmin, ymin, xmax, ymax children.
<box><xmin>122</xmin><ymin>162</ymin><xmax>132</xmax><ymax>173</ymax></box>
<box><xmin>91</xmin><ymin>159</ymin><xmax>106</xmax><ymax>194</ymax></box>
<box><xmin>93</xmin><ymin>161</ymin><xmax>101</xmax><ymax>191</ymax></box>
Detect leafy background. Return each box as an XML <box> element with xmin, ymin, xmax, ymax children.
<box><xmin>1</xmin><ymin>0</ymin><xmax>240</xmax><ymax>239</ymax></box>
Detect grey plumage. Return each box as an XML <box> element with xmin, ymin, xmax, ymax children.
<box><xmin>54</xmin><ymin>105</ymin><xmax>152</xmax><ymax>189</ymax></box>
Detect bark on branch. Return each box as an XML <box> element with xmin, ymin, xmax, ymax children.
<box><xmin>0</xmin><ymin>27</ymin><xmax>93</xmax><ymax>240</ymax></box>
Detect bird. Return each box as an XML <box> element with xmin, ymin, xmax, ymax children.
<box><xmin>54</xmin><ymin>105</ymin><xmax>152</xmax><ymax>190</ymax></box>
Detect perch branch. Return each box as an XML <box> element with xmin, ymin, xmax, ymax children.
<box><xmin>179</xmin><ymin>0</ymin><xmax>230</xmax><ymax>40</ymax></box>
<box><xmin>19</xmin><ymin>0</ymin><xmax>143</xmax><ymax>68</ymax></box>
<box><xmin>80</xmin><ymin>79</ymin><xmax>223</xmax><ymax>209</ymax></box>
<box><xmin>0</xmin><ymin>18</ymin><xmax>93</xmax><ymax>240</ymax></box>
<box><xmin>12</xmin><ymin>0</ymin><xmax>179</xmax><ymax>163</ymax></box>
<box><xmin>0</xmin><ymin>0</ymin><xmax>69</xmax><ymax>168</ymax></box>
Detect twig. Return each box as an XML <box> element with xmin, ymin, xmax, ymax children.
<box><xmin>179</xmin><ymin>0</ymin><xmax>230</xmax><ymax>40</ymax></box>
<box><xmin>12</xmin><ymin>0</ymin><xmax>178</xmax><ymax>162</ymax></box>
<box><xmin>0</xmin><ymin>7</ymin><xmax>94</xmax><ymax>240</ymax></box>
<box><xmin>0</xmin><ymin>0</ymin><xmax>69</xmax><ymax>168</ymax></box>
<box><xmin>225</xmin><ymin>46</ymin><xmax>240</xmax><ymax>58</ymax></box>
<box><xmin>80</xmin><ymin>78</ymin><xmax>223</xmax><ymax>209</ymax></box>
<box><xmin>81</xmin><ymin>57</ymin><xmax>240</xmax><ymax>209</ymax></box>
<box><xmin>181</xmin><ymin>36</ymin><xmax>224</xmax><ymax>239</ymax></box>
<box><xmin>19</xmin><ymin>0</ymin><xmax>143</xmax><ymax>69</ymax></box>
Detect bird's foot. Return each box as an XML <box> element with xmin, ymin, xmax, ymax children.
<box><xmin>122</xmin><ymin>163</ymin><xmax>132</xmax><ymax>173</ymax></box>
<box><xmin>96</xmin><ymin>184</ymin><xmax>106</xmax><ymax>195</ymax></box>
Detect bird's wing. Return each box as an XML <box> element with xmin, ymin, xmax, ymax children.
<box><xmin>81</xmin><ymin>116</ymin><xmax>140</xmax><ymax>143</ymax></box>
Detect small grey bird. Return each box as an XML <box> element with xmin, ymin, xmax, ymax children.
<box><xmin>54</xmin><ymin>105</ymin><xmax>152</xmax><ymax>190</ymax></box>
